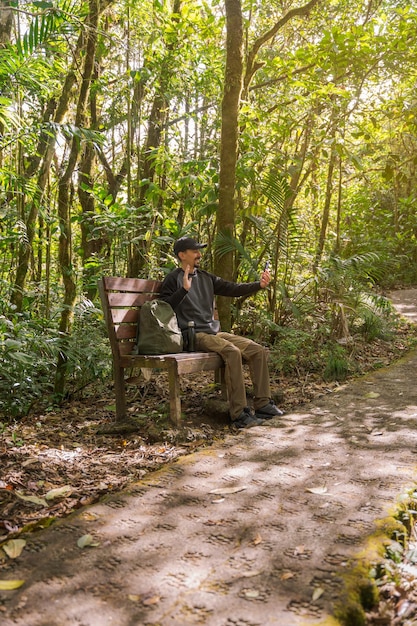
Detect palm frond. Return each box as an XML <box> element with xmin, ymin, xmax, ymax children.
<box><xmin>0</xmin><ymin>97</ymin><xmax>19</xmax><ymax>129</ymax></box>
<box><xmin>260</xmin><ymin>171</ymin><xmax>291</xmax><ymax>216</ymax></box>
<box><xmin>214</xmin><ymin>231</ymin><xmax>259</xmax><ymax>279</ymax></box>
<box><xmin>15</xmin><ymin>12</ymin><xmax>58</xmax><ymax>58</ymax></box>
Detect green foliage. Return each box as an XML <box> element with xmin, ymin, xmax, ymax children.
<box><xmin>355</xmin><ymin>308</ymin><xmax>392</xmax><ymax>342</ymax></box>
<box><xmin>342</xmin><ymin>189</ymin><xmax>417</xmax><ymax>288</ymax></box>
<box><xmin>0</xmin><ymin>299</ymin><xmax>111</xmax><ymax>419</ymax></box>
<box><xmin>60</xmin><ymin>298</ymin><xmax>112</xmax><ymax>396</ymax></box>
<box><xmin>315</xmin><ymin>253</ymin><xmax>394</xmax><ymax>340</ymax></box>
<box><xmin>268</xmin><ymin>327</ymin><xmax>325</xmax><ymax>377</ymax></box>
<box><xmin>0</xmin><ymin>314</ymin><xmax>59</xmax><ymax>418</ymax></box>
<box><xmin>323</xmin><ymin>344</ymin><xmax>350</xmax><ymax>382</ymax></box>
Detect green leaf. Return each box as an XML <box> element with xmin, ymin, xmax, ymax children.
<box><xmin>10</xmin><ymin>352</ymin><xmax>33</xmax><ymax>365</ymax></box>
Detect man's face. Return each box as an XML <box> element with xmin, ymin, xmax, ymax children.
<box><xmin>179</xmin><ymin>248</ymin><xmax>202</xmax><ymax>269</ymax></box>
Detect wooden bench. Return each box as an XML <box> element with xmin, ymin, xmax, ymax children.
<box><xmin>98</xmin><ymin>276</ymin><xmax>226</xmax><ymax>425</ymax></box>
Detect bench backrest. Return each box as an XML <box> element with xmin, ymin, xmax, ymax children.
<box><xmin>98</xmin><ymin>277</ymin><xmax>162</xmax><ymax>360</ymax></box>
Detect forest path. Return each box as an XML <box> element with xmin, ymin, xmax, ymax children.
<box><xmin>2</xmin><ymin>289</ymin><xmax>417</xmax><ymax>626</ymax></box>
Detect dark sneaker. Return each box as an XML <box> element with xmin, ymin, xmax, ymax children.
<box><xmin>233</xmin><ymin>408</ymin><xmax>265</xmax><ymax>429</ymax></box>
<box><xmin>255</xmin><ymin>400</ymin><xmax>285</xmax><ymax>420</ymax></box>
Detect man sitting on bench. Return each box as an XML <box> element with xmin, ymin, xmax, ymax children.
<box><xmin>159</xmin><ymin>236</ymin><xmax>284</xmax><ymax>429</ymax></box>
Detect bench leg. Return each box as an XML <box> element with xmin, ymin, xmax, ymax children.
<box><xmin>167</xmin><ymin>362</ymin><xmax>181</xmax><ymax>426</ymax></box>
<box><xmin>114</xmin><ymin>365</ymin><xmax>127</xmax><ymax>421</ymax></box>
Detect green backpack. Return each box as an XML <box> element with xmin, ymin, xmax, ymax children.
<box><xmin>136</xmin><ymin>299</ymin><xmax>183</xmax><ymax>355</ymax></box>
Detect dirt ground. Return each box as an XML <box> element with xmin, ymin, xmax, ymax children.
<box><xmin>2</xmin><ymin>289</ymin><xmax>417</xmax><ymax>625</ymax></box>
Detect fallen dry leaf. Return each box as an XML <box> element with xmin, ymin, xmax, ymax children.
<box><xmin>306</xmin><ymin>486</ymin><xmax>328</xmax><ymax>495</ymax></box>
<box><xmin>80</xmin><ymin>511</ymin><xmax>100</xmax><ymax>521</ymax></box>
<box><xmin>0</xmin><ymin>579</ymin><xmax>25</xmax><ymax>590</ymax></box>
<box><xmin>241</xmin><ymin>570</ymin><xmax>262</xmax><ymax>578</ymax></box>
<box><xmin>142</xmin><ymin>594</ymin><xmax>161</xmax><ymax>606</ymax></box>
<box><xmin>77</xmin><ymin>534</ymin><xmax>99</xmax><ymax>548</ymax></box>
<box><xmin>15</xmin><ymin>491</ymin><xmax>48</xmax><ymax>507</ymax></box>
<box><xmin>312</xmin><ymin>587</ymin><xmax>325</xmax><ymax>601</ymax></box>
<box><xmin>3</xmin><ymin>539</ymin><xmax>26</xmax><ymax>559</ymax></box>
<box><xmin>45</xmin><ymin>485</ymin><xmax>72</xmax><ymax>500</ymax></box>
<box><xmin>365</xmin><ymin>391</ymin><xmax>380</xmax><ymax>399</ymax></box>
<box><xmin>209</xmin><ymin>486</ymin><xmax>247</xmax><ymax>495</ymax></box>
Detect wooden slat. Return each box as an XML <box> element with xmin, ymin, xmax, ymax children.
<box><xmin>115</xmin><ymin>325</ymin><xmax>137</xmax><ymax>340</ymax></box>
<box><xmin>176</xmin><ymin>354</ymin><xmax>224</xmax><ymax>374</ymax></box>
<box><xmin>103</xmin><ymin>276</ymin><xmax>162</xmax><ymax>292</ymax></box>
<box><xmin>119</xmin><ymin>352</ymin><xmax>224</xmax><ymax>370</ymax></box>
<box><xmin>108</xmin><ymin>293</ymin><xmax>157</xmax><ymax>307</ymax></box>
<box><xmin>119</xmin><ymin>354</ymin><xmax>174</xmax><ymax>368</ymax></box>
<box><xmin>110</xmin><ymin>309</ymin><xmax>138</xmax><ymax>324</ymax></box>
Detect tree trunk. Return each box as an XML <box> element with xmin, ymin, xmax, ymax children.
<box><xmin>214</xmin><ymin>0</ymin><xmax>243</xmax><ymax>331</ymax></box>
<box><xmin>314</xmin><ymin>145</ymin><xmax>337</xmax><ymax>272</ymax></box>
<box><xmin>0</xmin><ymin>0</ymin><xmax>13</xmax><ymax>44</ymax></box>
<box><xmin>10</xmin><ymin>34</ymin><xmax>83</xmax><ymax>311</ymax></box>
<box><xmin>314</xmin><ymin>98</ymin><xmax>338</xmax><ymax>272</ymax></box>
<box><xmin>54</xmin><ymin>0</ymin><xmax>99</xmax><ymax>396</ymax></box>
<box><xmin>78</xmin><ymin>72</ymin><xmax>110</xmax><ymax>300</ymax></box>
<box><xmin>214</xmin><ymin>0</ymin><xmax>322</xmax><ymax>330</ymax></box>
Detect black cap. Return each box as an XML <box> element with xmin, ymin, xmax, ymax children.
<box><xmin>174</xmin><ymin>237</ymin><xmax>207</xmax><ymax>256</ymax></box>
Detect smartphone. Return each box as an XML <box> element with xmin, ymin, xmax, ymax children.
<box><xmin>263</xmin><ymin>260</ymin><xmax>270</xmax><ymax>272</ymax></box>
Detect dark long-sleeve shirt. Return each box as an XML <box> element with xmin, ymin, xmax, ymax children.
<box><xmin>159</xmin><ymin>268</ymin><xmax>262</xmax><ymax>334</ymax></box>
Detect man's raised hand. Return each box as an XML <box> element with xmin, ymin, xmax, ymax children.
<box><xmin>183</xmin><ymin>265</ymin><xmax>193</xmax><ymax>291</ymax></box>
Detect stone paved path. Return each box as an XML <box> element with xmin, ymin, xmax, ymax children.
<box><xmin>2</xmin><ymin>291</ymin><xmax>417</xmax><ymax>626</ymax></box>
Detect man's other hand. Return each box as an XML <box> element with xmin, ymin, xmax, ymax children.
<box><xmin>260</xmin><ymin>269</ymin><xmax>271</xmax><ymax>289</ymax></box>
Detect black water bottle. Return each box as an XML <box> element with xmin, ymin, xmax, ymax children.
<box><xmin>187</xmin><ymin>321</ymin><xmax>196</xmax><ymax>352</ymax></box>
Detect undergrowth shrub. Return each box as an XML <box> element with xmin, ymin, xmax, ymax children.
<box><xmin>0</xmin><ymin>299</ymin><xmax>112</xmax><ymax>419</ymax></box>
<box><xmin>354</xmin><ymin>309</ymin><xmax>393</xmax><ymax>342</ymax></box>
<box><xmin>62</xmin><ymin>298</ymin><xmax>112</xmax><ymax>397</ymax></box>
<box><xmin>322</xmin><ymin>344</ymin><xmax>350</xmax><ymax>381</ymax></box>
<box><xmin>0</xmin><ymin>313</ymin><xmax>59</xmax><ymax>418</ymax></box>
<box><xmin>268</xmin><ymin>327</ymin><xmax>324</xmax><ymax>376</ymax></box>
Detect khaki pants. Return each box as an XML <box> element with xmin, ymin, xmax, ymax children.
<box><xmin>195</xmin><ymin>332</ymin><xmax>271</xmax><ymax>420</ymax></box>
